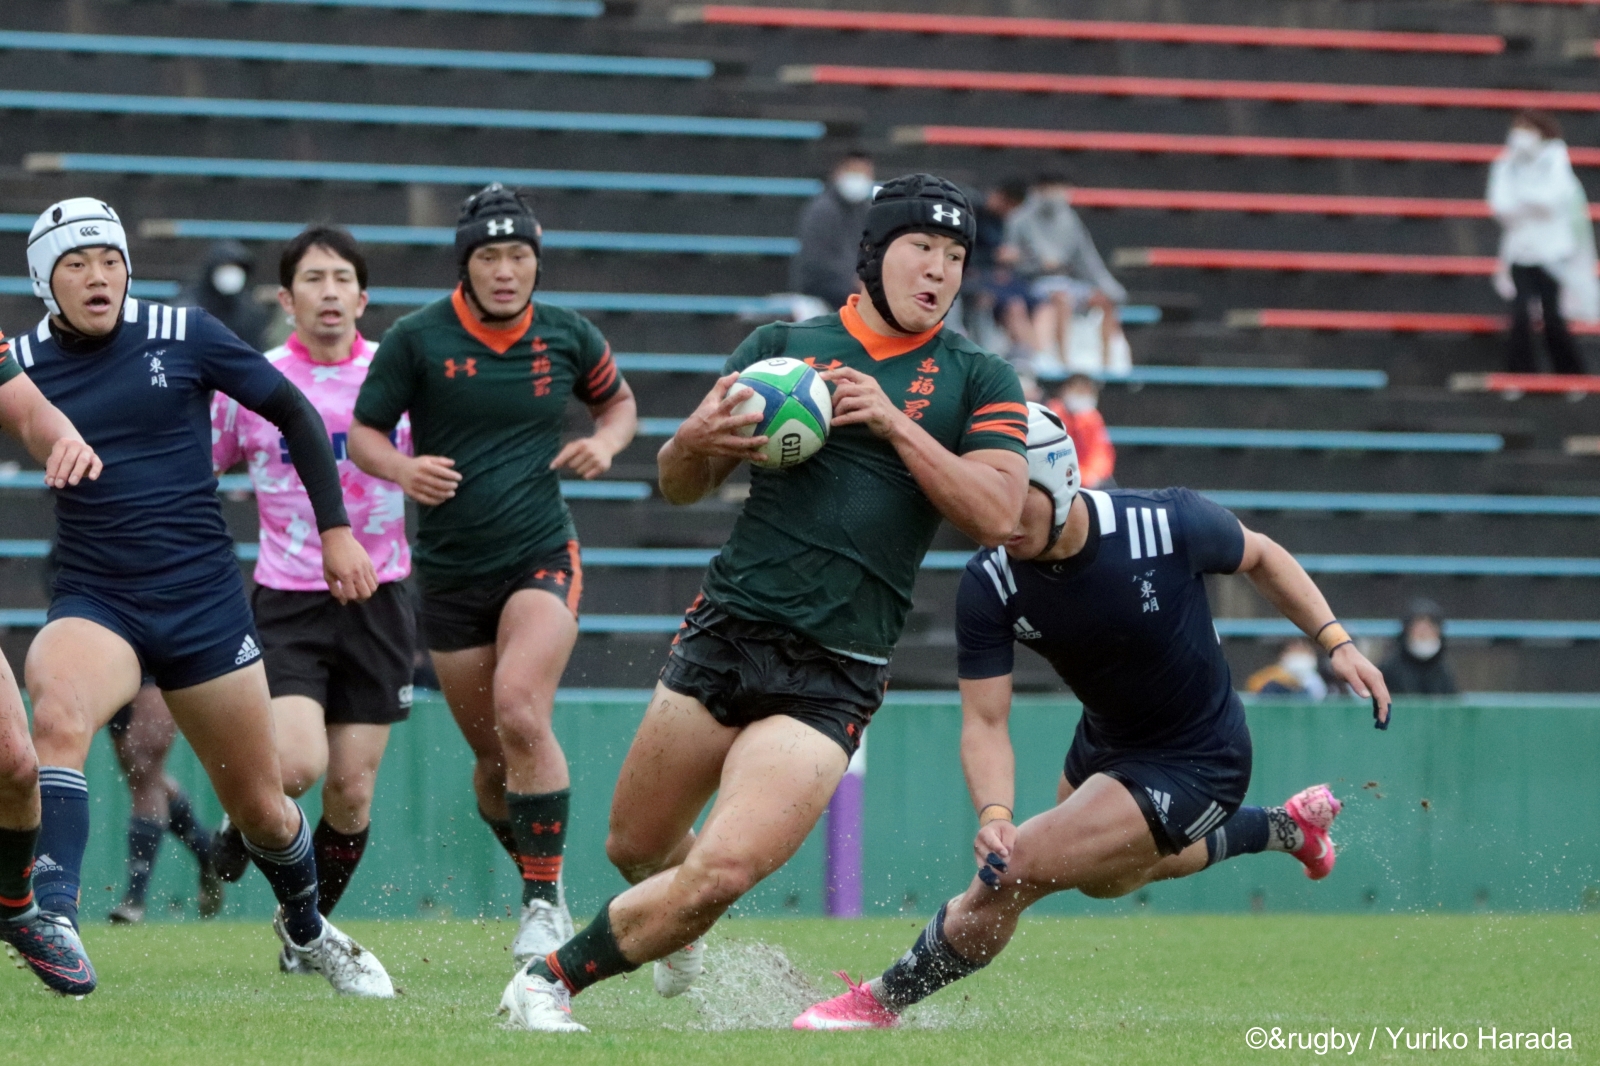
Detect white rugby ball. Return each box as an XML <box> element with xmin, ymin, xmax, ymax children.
<box><xmin>731</xmin><ymin>356</ymin><xmax>833</xmax><ymax>469</ymax></box>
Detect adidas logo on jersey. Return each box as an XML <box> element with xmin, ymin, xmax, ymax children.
<box><xmin>1012</xmin><ymin>616</ymin><xmax>1042</xmax><ymax>641</ymax></box>
<box><xmin>234</xmin><ymin>635</ymin><xmax>261</xmax><ymax>666</ymax></box>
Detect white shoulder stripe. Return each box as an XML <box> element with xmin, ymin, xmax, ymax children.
<box><xmin>124</xmin><ymin>298</ymin><xmax>139</xmax><ymax>324</ymax></box>
<box><xmin>1126</xmin><ymin>508</ymin><xmax>1141</xmax><ymax>560</ymax></box>
<box><xmin>994</xmin><ymin>549</ymin><xmax>1017</xmax><ymax>594</ymax></box>
<box><xmin>1083</xmin><ymin>489</ymin><xmax>1115</xmax><ymax>534</ymax></box>
<box><xmin>1141</xmin><ymin>508</ymin><xmax>1158</xmax><ymax>559</ymax></box>
<box><xmin>175</xmin><ymin>306</ymin><xmax>187</xmax><ymax>341</ymax></box>
<box><xmin>147</xmin><ymin>306</ymin><xmax>159</xmax><ymax>340</ymax></box>
<box><xmin>17</xmin><ymin>334</ymin><xmax>32</xmax><ymax>368</ymax></box>
<box><xmin>1156</xmin><ymin>508</ymin><xmax>1174</xmax><ymax>555</ymax></box>
<box><xmin>980</xmin><ymin>555</ymin><xmax>1009</xmax><ymax>604</ymax></box>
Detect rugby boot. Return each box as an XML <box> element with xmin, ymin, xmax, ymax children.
<box><xmin>197</xmin><ymin>856</ymin><xmax>225</xmax><ymax>919</ymax></box>
<box><xmin>499</xmin><ymin>965</ymin><xmax>588</xmax><ymax>1033</ymax></box>
<box><xmin>793</xmin><ymin>972</ymin><xmax>901</xmax><ymax>1030</ymax></box>
<box><xmin>1284</xmin><ymin>784</ymin><xmax>1342</xmax><ymax>880</ymax></box>
<box><xmin>108</xmin><ymin>899</ymin><xmax>145</xmax><ymax>924</ymax></box>
<box><xmin>273</xmin><ymin>908</ymin><xmax>394</xmax><ymax>997</ymax></box>
<box><xmin>0</xmin><ymin>906</ymin><xmax>97</xmax><ymax>995</ymax></box>
<box><xmin>211</xmin><ymin>816</ymin><xmax>251</xmax><ymax>883</ymax></box>
<box><xmin>512</xmin><ymin>898</ymin><xmax>574</xmax><ymax>968</ymax></box>
<box><xmin>653</xmin><ymin>938</ymin><xmax>705</xmax><ymax>998</ymax></box>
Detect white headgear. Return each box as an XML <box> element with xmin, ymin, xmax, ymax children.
<box><xmin>1026</xmin><ymin>401</ymin><xmax>1080</xmax><ymax>547</ymax></box>
<box><xmin>27</xmin><ymin>198</ymin><xmax>131</xmax><ymax>316</ymax></box>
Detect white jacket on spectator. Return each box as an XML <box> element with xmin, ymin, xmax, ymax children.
<box><xmin>1488</xmin><ymin>138</ymin><xmax>1599</xmax><ymax>324</ymax></box>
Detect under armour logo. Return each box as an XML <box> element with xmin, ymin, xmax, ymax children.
<box><xmin>931</xmin><ymin>205</ymin><xmax>962</xmax><ymax>226</ymax></box>
<box><xmin>445</xmin><ymin>358</ymin><xmax>477</xmax><ymax>378</ymax></box>
<box><xmin>486</xmin><ymin>219</ymin><xmax>515</xmax><ymax>237</ymax></box>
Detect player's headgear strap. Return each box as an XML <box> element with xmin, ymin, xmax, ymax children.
<box><xmin>27</xmin><ymin>198</ymin><xmax>131</xmax><ymax>317</ymax></box>
<box><xmin>855</xmin><ymin>173</ymin><xmax>976</xmax><ymax>333</ymax></box>
<box><xmin>1026</xmin><ymin>402</ymin><xmax>1080</xmax><ymax>549</ymax></box>
<box><xmin>455</xmin><ymin>183</ymin><xmax>543</xmax><ymax>302</ymax></box>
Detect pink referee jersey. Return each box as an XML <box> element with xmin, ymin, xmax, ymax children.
<box><xmin>212</xmin><ymin>332</ymin><xmax>412</xmax><ymax>591</ymax></box>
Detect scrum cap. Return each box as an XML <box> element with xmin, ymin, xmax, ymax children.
<box><xmin>28</xmin><ymin>198</ymin><xmax>131</xmax><ymax>316</ymax></box>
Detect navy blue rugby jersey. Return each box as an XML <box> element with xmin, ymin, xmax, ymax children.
<box><xmin>13</xmin><ymin>300</ymin><xmax>284</xmax><ymax>589</ymax></box>
<box><xmin>957</xmin><ymin>487</ymin><xmax>1248</xmax><ymax>750</ymax></box>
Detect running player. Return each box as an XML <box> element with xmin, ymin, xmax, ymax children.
<box><xmin>106</xmin><ymin>683</ymin><xmax>222</xmax><ymax>924</ymax></box>
<box><xmin>792</xmin><ymin>404</ymin><xmax>1392</xmax><ymax>1029</ymax></box>
<box><xmin>498</xmin><ymin>174</ymin><xmax>1031</xmax><ymax>1033</ymax></box>
<box><xmin>348</xmin><ymin>184</ymin><xmax>637</xmax><ymax>963</ymax></box>
<box><xmin>209</xmin><ymin>227</ymin><xmax>414</xmax><ymax>971</ymax></box>
<box><xmin>0</xmin><ymin>326</ymin><xmax>100</xmax><ymax>994</ymax></box>
<box><xmin>18</xmin><ymin>197</ymin><xmax>393</xmax><ymax>995</ymax></box>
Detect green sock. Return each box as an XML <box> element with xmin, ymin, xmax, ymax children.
<box><xmin>507</xmin><ymin>789</ymin><xmax>569</xmax><ymax>906</ymax></box>
<box><xmin>529</xmin><ymin>896</ymin><xmax>639</xmax><ymax>995</ymax></box>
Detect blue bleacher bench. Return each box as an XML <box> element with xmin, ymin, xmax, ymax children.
<box><xmin>367</xmin><ymin>289</ymin><xmax>800</xmax><ymax>314</ymax></box>
<box><xmin>0</xmin><ymin>277</ymin><xmax>178</xmax><ymax>299</ymax></box>
<box><xmin>236</xmin><ymin>0</ymin><xmax>603</xmax><ymax>14</ymax></box>
<box><xmin>0</xmin><ymin>31</ymin><xmax>711</xmax><ymax>78</ymax></box>
<box><xmin>141</xmin><ymin>218</ymin><xmax>798</xmax><ymax>256</ymax></box>
<box><xmin>1201</xmin><ymin>490</ymin><xmax>1600</xmax><ymax>515</ymax></box>
<box><xmin>0</xmin><ymin>90</ymin><xmax>824</xmax><ymax>140</ymax></box>
<box><xmin>1109</xmin><ymin>427</ymin><xmax>1503</xmax><ymax>452</ymax></box>
<box><xmin>0</xmin><ymin>470</ymin><xmax>650</xmax><ymax>499</ymax></box>
<box><xmin>23</xmin><ymin>153</ymin><xmax>823</xmax><ymax>198</ymax></box>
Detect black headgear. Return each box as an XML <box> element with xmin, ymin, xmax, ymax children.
<box><xmin>855</xmin><ymin>173</ymin><xmax>976</xmax><ymax>333</ymax></box>
<box><xmin>455</xmin><ymin>183</ymin><xmax>542</xmax><ymax>316</ymax></box>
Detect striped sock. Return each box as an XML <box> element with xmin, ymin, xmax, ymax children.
<box><xmin>508</xmin><ymin>789</ymin><xmax>568</xmax><ymax>906</ymax></box>
<box><xmin>875</xmin><ymin>902</ymin><xmax>987</xmax><ymax>1011</ymax></box>
<box><xmin>243</xmin><ymin>806</ymin><xmax>322</xmax><ymax>945</ymax></box>
<box><xmin>1205</xmin><ymin>806</ymin><xmax>1272</xmax><ymax>867</ymax></box>
<box><xmin>0</xmin><ymin>824</ymin><xmax>39</xmax><ymax>920</ymax></box>
<box><xmin>34</xmin><ymin>767</ymin><xmax>89</xmax><ymax>927</ymax></box>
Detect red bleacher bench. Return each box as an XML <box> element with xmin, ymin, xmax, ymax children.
<box><xmin>786</xmin><ymin>67</ymin><xmax>1600</xmax><ymax>113</ymax></box>
<box><xmin>1452</xmin><ymin>372</ymin><xmax>1600</xmax><ymax>394</ymax></box>
<box><xmin>1071</xmin><ymin>187</ymin><xmax>1600</xmax><ymax>221</ymax></box>
<box><xmin>1228</xmin><ymin>309</ymin><xmax>1600</xmax><ymax>333</ymax></box>
<box><xmin>676</xmin><ymin>5</ymin><xmax>1504</xmax><ymax>53</ymax></box>
<box><xmin>1116</xmin><ymin>248</ymin><xmax>1500</xmax><ymax>274</ymax></box>
<box><xmin>895</xmin><ymin>126</ymin><xmax>1600</xmax><ymax>166</ymax></box>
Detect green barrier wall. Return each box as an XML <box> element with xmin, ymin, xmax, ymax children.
<box><xmin>71</xmin><ymin>692</ymin><xmax>1600</xmax><ymax>922</ymax></box>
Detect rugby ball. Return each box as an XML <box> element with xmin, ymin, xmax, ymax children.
<box><xmin>731</xmin><ymin>357</ymin><xmax>833</xmax><ymax>469</ymax></box>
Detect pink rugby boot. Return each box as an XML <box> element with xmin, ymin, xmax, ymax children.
<box><xmin>1284</xmin><ymin>784</ymin><xmax>1342</xmax><ymax>880</ymax></box>
<box><xmin>792</xmin><ymin>972</ymin><xmax>901</xmax><ymax>1030</ymax></box>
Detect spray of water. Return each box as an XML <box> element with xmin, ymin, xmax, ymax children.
<box><xmin>683</xmin><ymin>937</ymin><xmax>823</xmax><ymax>1030</ymax></box>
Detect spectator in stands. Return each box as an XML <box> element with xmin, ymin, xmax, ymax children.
<box><xmin>180</xmin><ymin>240</ymin><xmax>271</xmax><ymax>351</ymax></box>
<box><xmin>1000</xmin><ymin>173</ymin><xmax>1127</xmax><ymax>373</ymax></box>
<box><xmin>1045</xmin><ymin>374</ymin><xmax>1115</xmax><ymax>488</ymax></box>
<box><xmin>791</xmin><ymin>151</ymin><xmax>874</xmax><ymax>311</ymax></box>
<box><xmin>967</xmin><ymin>179</ymin><xmax>1033</xmax><ymax>365</ymax></box>
<box><xmin>1488</xmin><ymin>111</ymin><xmax>1597</xmax><ymax>375</ymax></box>
<box><xmin>1245</xmin><ymin>638</ymin><xmax>1327</xmax><ymax>700</ymax></box>
<box><xmin>1381</xmin><ymin>599</ymin><xmax>1458</xmax><ymax>695</ymax></box>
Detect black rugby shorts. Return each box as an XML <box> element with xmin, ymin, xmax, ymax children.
<box><xmin>420</xmin><ymin>541</ymin><xmax>582</xmax><ymax>653</ymax></box>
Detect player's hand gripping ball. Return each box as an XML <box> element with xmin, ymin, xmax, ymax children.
<box><xmin>731</xmin><ymin>357</ymin><xmax>832</xmax><ymax>469</ymax></box>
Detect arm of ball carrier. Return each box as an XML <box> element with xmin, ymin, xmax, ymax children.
<box><xmin>657</xmin><ymin>373</ymin><xmax>768</xmax><ymax>505</ymax></box>
<box><xmin>960</xmin><ymin>674</ymin><xmax>1019</xmax><ymax>884</ymax></box>
<box><xmin>0</xmin><ymin>372</ymin><xmax>101</xmax><ymax>488</ymax></box>
<box><xmin>1236</xmin><ymin>523</ymin><xmax>1392</xmax><ymax>726</ymax></box>
<box><xmin>551</xmin><ymin>379</ymin><xmax>638</xmax><ymax>480</ymax></box>
<box><xmin>823</xmin><ymin>366</ymin><xmax>1027</xmax><ymax>546</ymax></box>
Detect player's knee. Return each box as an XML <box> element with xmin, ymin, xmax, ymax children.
<box><xmin>231</xmin><ymin>795</ymin><xmax>296</xmax><ymax>848</ymax></box>
<box><xmin>0</xmin><ymin>746</ymin><xmax>38</xmax><ymax>802</ymax></box>
<box><xmin>677</xmin><ymin>852</ymin><xmax>761</xmax><ymax>914</ymax></box>
<box><xmin>605</xmin><ymin>829</ymin><xmax>664</xmax><ymax>882</ymax></box>
<box><xmin>29</xmin><ymin>699</ymin><xmax>94</xmax><ymax>762</ymax></box>
<box><xmin>322</xmin><ymin>770</ymin><xmax>375</xmax><ymax>818</ymax></box>
<box><xmin>493</xmin><ymin>699</ymin><xmax>553</xmax><ymax>754</ymax></box>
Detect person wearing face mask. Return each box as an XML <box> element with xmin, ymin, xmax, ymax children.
<box><xmin>1380</xmin><ymin>600</ymin><xmax>1458</xmax><ymax>695</ymax></box>
<box><xmin>1488</xmin><ymin>111</ymin><xmax>1597</xmax><ymax>375</ymax></box>
<box><xmin>791</xmin><ymin>152</ymin><xmax>876</xmax><ymax>311</ymax></box>
<box><xmin>1247</xmin><ymin>639</ymin><xmax>1329</xmax><ymax>700</ymax></box>
<box><xmin>179</xmin><ymin>240</ymin><xmax>272</xmax><ymax>352</ymax></box>
<box><xmin>998</xmin><ymin>174</ymin><xmax>1127</xmax><ymax>373</ymax></box>
<box><xmin>1045</xmin><ymin>373</ymin><xmax>1115</xmax><ymax>488</ymax></box>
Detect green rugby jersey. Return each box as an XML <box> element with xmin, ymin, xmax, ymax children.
<box><xmin>702</xmin><ymin>295</ymin><xmax>1027</xmax><ymax>660</ymax></box>
<box><xmin>354</xmin><ymin>286</ymin><xmax>623</xmax><ymax>591</ymax></box>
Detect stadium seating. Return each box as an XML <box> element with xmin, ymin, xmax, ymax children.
<box><xmin>1072</xmin><ymin>188</ymin><xmax>1600</xmax><ymax>221</ymax></box>
<box><xmin>1117</xmin><ymin>249</ymin><xmax>1502</xmax><ymax>276</ymax></box>
<box><xmin>242</xmin><ymin>0</ymin><xmax>603</xmax><ymax>14</ymax></box>
<box><xmin>676</xmin><ymin>5</ymin><xmax>1506</xmax><ymax>53</ymax></box>
<box><xmin>0</xmin><ymin>30</ymin><xmax>713</xmax><ymax>78</ymax></box>
<box><xmin>0</xmin><ymin>90</ymin><xmax>824</xmax><ymax>140</ymax></box>
<box><xmin>22</xmin><ymin>153</ymin><xmax>822</xmax><ymax>197</ymax></box>
<box><xmin>1228</xmin><ymin>310</ymin><xmax>1600</xmax><ymax>334</ymax></box>
<box><xmin>1451</xmin><ymin>372</ymin><xmax>1600</xmax><ymax>395</ymax></box>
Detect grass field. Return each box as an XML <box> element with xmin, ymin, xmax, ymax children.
<box><xmin>3</xmin><ymin>914</ymin><xmax>1596</xmax><ymax>1064</ymax></box>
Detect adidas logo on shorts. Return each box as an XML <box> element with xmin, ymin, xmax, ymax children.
<box><xmin>397</xmin><ymin>684</ymin><xmax>414</xmax><ymax>710</ymax></box>
<box><xmin>234</xmin><ymin>635</ymin><xmax>261</xmax><ymax>666</ymax></box>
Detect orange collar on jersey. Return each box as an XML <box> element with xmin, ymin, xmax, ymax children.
<box><xmin>839</xmin><ymin>293</ymin><xmax>942</xmax><ymax>361</ymax></box>
<box><xmin>450</xmin><ymin>284</ymin><xmax>534</xmax><ymax>355</ymax></box>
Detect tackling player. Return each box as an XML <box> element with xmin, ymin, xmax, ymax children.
<box><xmin>209</xmin><ymin>227</ymin><xmax>415</xmax><ymax>972</ymax></box>
<box><xmin>349</xmin><ymin>185</ymin><xmax>637</xmax><ymax>963</ymax></box>
<box><xmin>18</xmin><ymin>198</ymin><xmax>393</xmax><ymax>995</ymax></box>
<box><xmin>793</xmin><ymin>404</ymin><xmax>1392</xmax><ymax>1029</ymax></box>
<box><xmin>0</xmin><ymin>326</ymin><xmax>101</xmax><ymax>994</ymax></box>
<box><xmin>498</xmin><ymin>174</ymin><xmax>1031</xmax><ymax>1033</ymax></box>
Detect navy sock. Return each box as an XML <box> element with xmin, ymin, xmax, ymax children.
<box><xmin>0</xmin><ymin>824</ymin><xmax>39</xmax><ymax>920</ymax></box>
<box><xmin>876</xmin><ymin>902</ymin><xmax>987</xmax><ymax>1011</ymax></box>
<box><xmin>166</xmin><ymin>788</ymin><xmax>211</xmax><ymax>863</ymax></box>
<box><xmin>1205</xmin><ymin>806</ymin><xmax>1271</xmax><ymax>867</ymax></box>
<box><xmin>125</xmin><ymin>816</ymin><xmax>164</xmax><ymax>907</ymax></box>
<box><xmin>34</xmin><ymin>768</ymin><xmax>89</xmax><ymax>927</ymax></box>
<box><xmin>507</xmin><ymin>790</ymin><xmax>568</xmax><ymax>906</ymax></box>
<box><xmin>243</xmin><ymin>807</ymin><xmax>322</xmax><ymax>945</ymax></box>
<box><xmin>311</xmin><ymin>819</ymin><xmax>368</xmax><ymax>917</ymax></box>
<box><xmin>526</xmin><ymin>896</ymin><xmax>638</xmax><ymax>995</ymax></box>
<box><xmin>478</xmin><ymin>806</ymin><xmax>520</xmax><ymax>867</ymax></box>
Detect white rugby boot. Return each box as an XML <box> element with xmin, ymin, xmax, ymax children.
<box><xmin>499</xmin><ymin>966</ymin><xmax>588</xmax><ymax>1033</ymax></box>
<box><xmin>653</xmin><ymin>939</ymin><xmax>705</xmax><ymax>998</ymax></box>
<box><xmin>511</xmin><ymin>878</ymin><xmax>574</xmax><ymax>967</ymax></box>
<box><xmin>274</xmin><ymin>908</ymin><xmax>394</xmax><ymax>997</ymax></box>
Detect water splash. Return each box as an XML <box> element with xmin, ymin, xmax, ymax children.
<box><xmin>684</xmin><ymin>937</ymin><xmax>823</xmax><ymax>1030</ymax></box>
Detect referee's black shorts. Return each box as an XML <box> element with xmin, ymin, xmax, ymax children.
<box><xmin>253</xmin><ymin>581</ymin><xmax>416</xmax><ymax>725</ymax></box>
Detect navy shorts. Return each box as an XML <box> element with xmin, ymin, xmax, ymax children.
<box><xmin>1063</xmin><ymin>710</ymin><xmax>1253</xmax><ymax>856</ymax></box>
<box><xmin>50</xmin><ymin>567</ymin><xmax>263</xmax><ymax>691</ymax></box>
